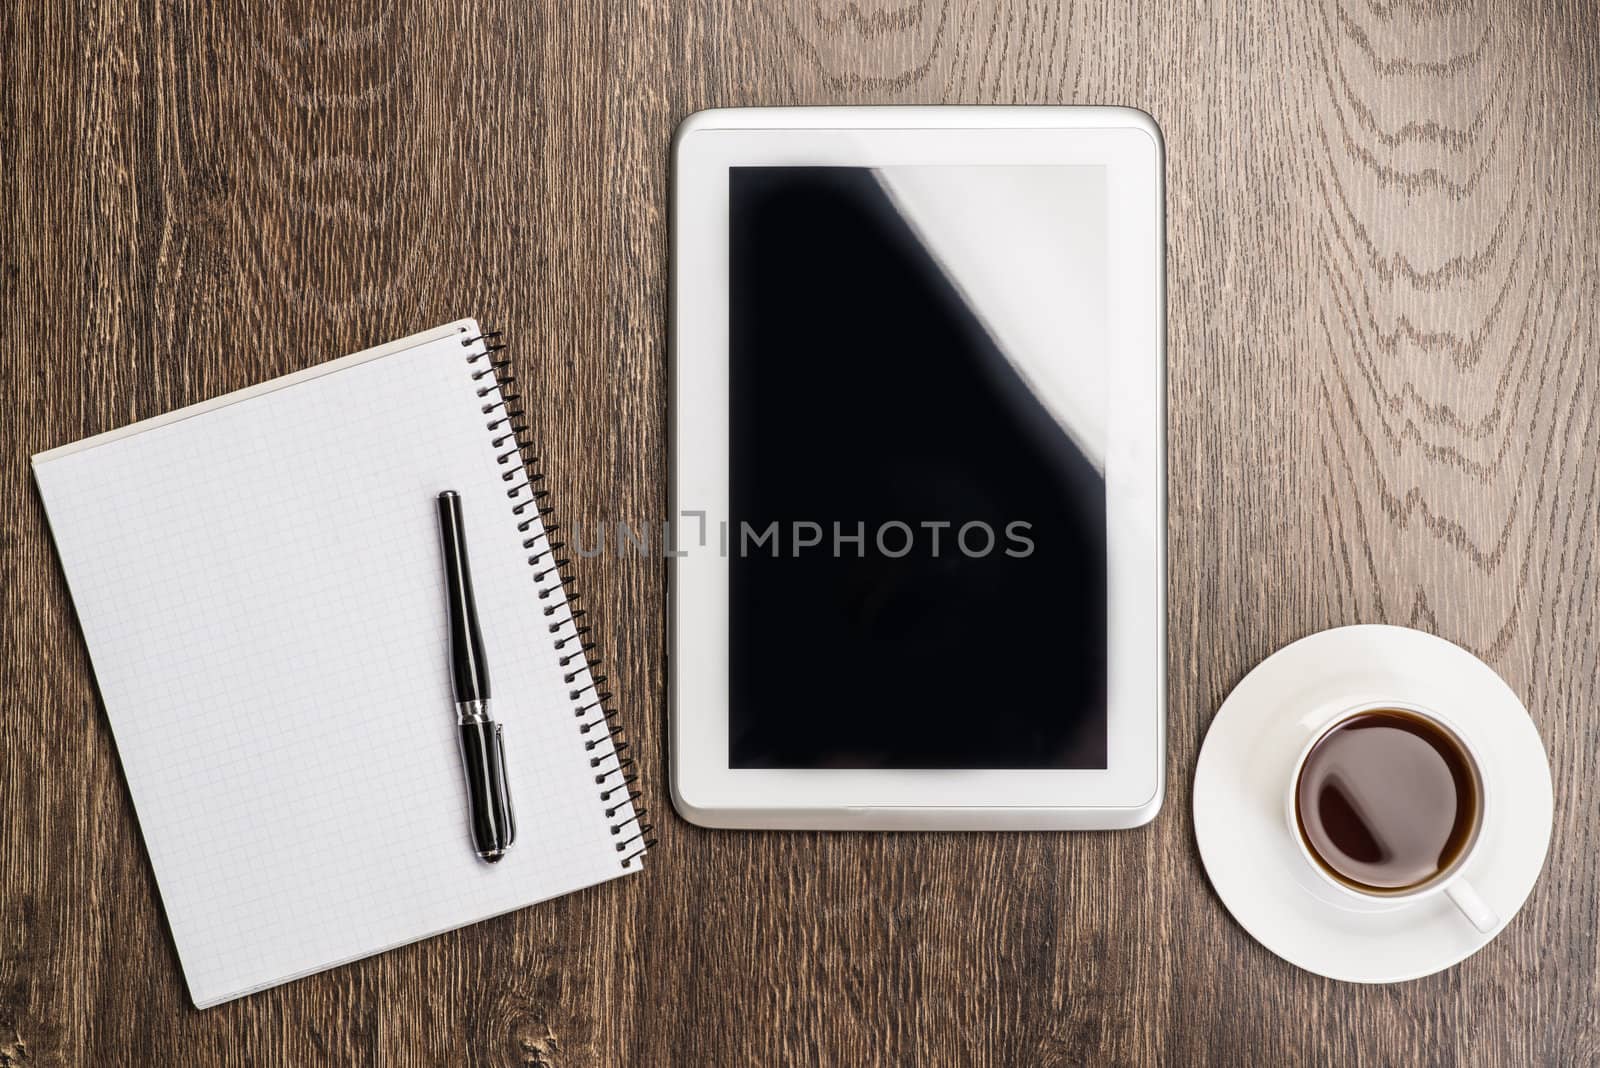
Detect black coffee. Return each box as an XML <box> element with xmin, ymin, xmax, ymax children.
<box><xmin>1294</xmin><ymin>709</ymin><xmax>1479</xmax><ymax>893</ymax></box>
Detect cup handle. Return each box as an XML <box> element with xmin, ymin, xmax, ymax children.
<box><xmin>1446</xmin><ymin>878</ymin><xmax>1498</xmax><ymax>934</ymax></box>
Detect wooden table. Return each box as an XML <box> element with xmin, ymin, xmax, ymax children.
<box><xmin>4</xmin><ymin>1</ymin><xmax>1596</xmax><ymax>1063</ymax></box>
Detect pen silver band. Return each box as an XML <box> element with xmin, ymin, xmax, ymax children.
<box><xmin>456</xmin><ymin>699</ymin><xmax>492</xmax><ymax>726</ymax></box>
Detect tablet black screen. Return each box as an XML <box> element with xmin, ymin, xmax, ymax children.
<box><xmin>727</xmin><ymin>165</ymin><xmax>1107</xmax><ymax>769</ymax></box>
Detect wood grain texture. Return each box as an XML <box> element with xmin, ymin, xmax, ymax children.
<box><xmin>3</xmin><ymin>0</ymin><xmax>1597</xmax><ymax>1063</ymax></box>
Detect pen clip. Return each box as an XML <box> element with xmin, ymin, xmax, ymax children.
<box><xmin>495</xmin><ymin>724</ymin><xmax>516</xmax><ymax>846</ymax></box>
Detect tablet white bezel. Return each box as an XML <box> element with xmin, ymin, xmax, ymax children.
<box><xmin>669</xmin><ymin>107</ymin><xmax>1165</xmax><ymax>829</ymax></box>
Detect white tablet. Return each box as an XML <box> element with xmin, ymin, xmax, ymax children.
<box><xmin>669</xmin><ymin>107</ymin><xmax>1165</xmax><ymax>830</ymax></box>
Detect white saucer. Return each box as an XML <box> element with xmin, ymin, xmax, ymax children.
<box><xmin>1193</xmin><ymin>625</ymin><xmax>1553</xmax><ymax>983</ymax></box>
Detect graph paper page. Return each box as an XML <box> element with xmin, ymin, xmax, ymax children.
<box><xmin>32</xmin><ymin>321</ymin><xmax>639</xmax><ymax>1007</ymax></box>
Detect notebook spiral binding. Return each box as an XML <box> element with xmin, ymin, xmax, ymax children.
<box><xmin>462</xmin><ymin>328</ymin><xmax>656</xmax><ymax>869</ymax></box>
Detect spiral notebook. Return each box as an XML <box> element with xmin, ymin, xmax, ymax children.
<box><xmin>31</xmin><ymin>321</ymin><xmax>648</xmax><ymax>1008</ymax></box>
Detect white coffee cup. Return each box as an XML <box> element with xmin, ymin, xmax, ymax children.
<box><xmin>1285</xmin><ymin>700</ymin><xmax>1497</xmax><ymax>933</ymax></box>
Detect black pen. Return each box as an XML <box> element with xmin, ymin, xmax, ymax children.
<box><xmin>436</xmin><ymin>490</ymin><xmax>516</xmax><ymax>863</ymax></box>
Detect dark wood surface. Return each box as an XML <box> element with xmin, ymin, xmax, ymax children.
<box><xmin>4</xmin><ymin>0</ymin><xmax>1598</xmax><ymax>1064</ymax></box>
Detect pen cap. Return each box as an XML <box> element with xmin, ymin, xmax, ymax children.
<box><xmin>437</xmin><ymin>491</ymin><xmax>491</xmax><ymax>704</ymax></box>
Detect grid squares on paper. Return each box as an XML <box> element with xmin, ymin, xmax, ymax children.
<box><xmin>33</xmin><ymin>328</ymin><xmax>640</xmax><ymax>1007</ymax></box>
